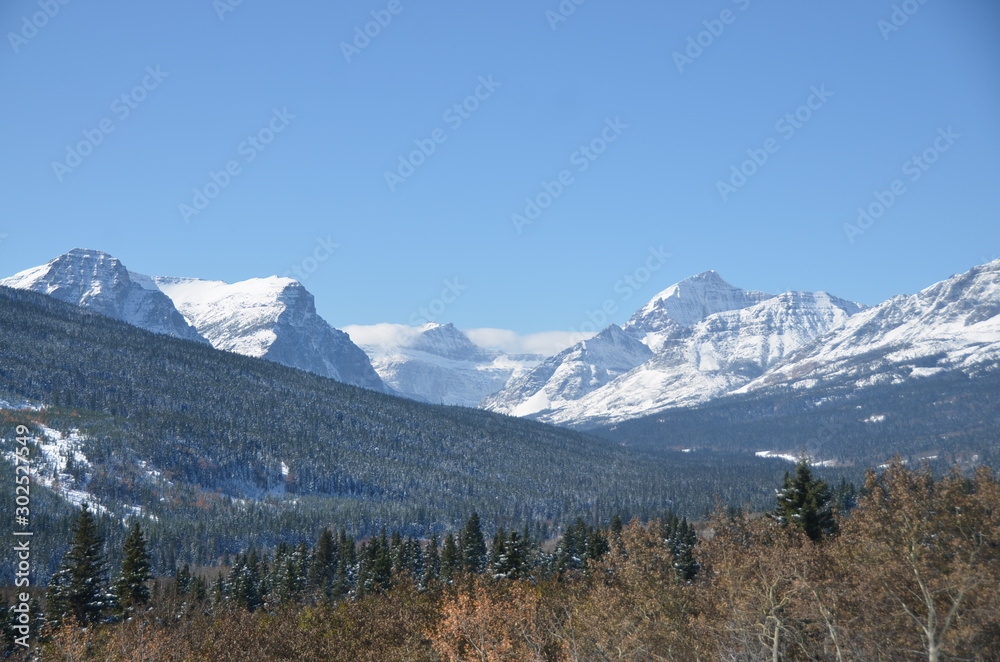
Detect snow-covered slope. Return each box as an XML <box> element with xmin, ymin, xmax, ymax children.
<box><xmin>483</xmin><ymin>271</ymin><xmax>866</xmax><ymax>426</ymax></box>
<box><xmin>484</xmin><ymin>271</ymin><xmax>776</xmax><ymax>420</ymax></box>
<box><xmin>0</xmin><ymin>249</ymin><xmax>207</xmax><ymax>343</ymax></box>
<box><xmin>546</xmin><ymin>291</ymin><xmax>865</xmax><ymax>426</ymax></box>
<box><xmin>625</xmin><ymin>270</ymin><xmax>775</xmax><ymax>351</ymax></box>
<box><xmin>352</xmin><ymin>323</ymin><xmax>543</xmax><ymax>406</ymax></box>
<box><xmin>154</xmin><ymin>276</ymin><xmax>386</xmax><ymax>391</ymax></box>
<box><xmin>739</xmin><ymin>259</ymin><xmax>1000</xmax><ymax>396</ymax></box>
<box><xmin>481</xmin><ymin>324</ymin><xmax>653</xmax><ymax>417</ymax></box>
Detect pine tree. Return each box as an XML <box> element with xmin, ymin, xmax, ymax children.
<box><xmin>460</xmin><ymin>513</ymin><xmax>487</xmax><ymax>574</ymax></box>
<box><xmin>309</xmin><ymin>528</ymin><xmax>338</xmax><ymax>599</ymax></box>
<box><xmin>422</xmin><ymin>534</ymin><xmax>441</xmax><ymax>587</ymax></box>
<box><xmin>440</xmin><ymin>533</ymin><xmax>460</xmax><ymax>583</ymax></box>
<box><xmin>488</xmin><ymin>528</ymin><xmax>506</xmax><ymax>577</ymax></box>
<box><xmin>174</xmin><ymin>563</ymin><xmax>192</xmax><ymax>596</ymax></box>
<box><xmin>114</xmin><ymin>522</ymin><xmax>152</xmax><ymax>616</ymax></box>
<box><xmin>46</xmin><ymin>506</ymin><xmax>112</xmax><ymax>626</ymax></box>
<box><xmin>0</xmin><ymin>597</ymin><xmax>14</xmax><ymax>655</ymax></box>
<box><xmin>772</xmin><ymin>459</ymin><xmax>838</xmax><ymax>542</ymax></box>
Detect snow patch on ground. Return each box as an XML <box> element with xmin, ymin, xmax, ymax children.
<box><xmin>755</xmin><ymin>450</ymin><xmax>837</xmax><ymax>467</ymax></box>
<box><xmin>0</xmin><ymin>399</ymin><xmax>44</xmax><ymax>412</ymax></box>
<box><xmin>2</xmin><ymin>425</ymin><xmax>154</xmax><ymax>521</ymax></box>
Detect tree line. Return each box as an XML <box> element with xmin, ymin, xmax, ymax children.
<box><xmin>2</xmin><ymin>460</ymin><xmax>997</xmax><ymax>661</ymax></box>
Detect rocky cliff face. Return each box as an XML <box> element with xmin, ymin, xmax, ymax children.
<box><xmin>1</xmin><ymin>249</ymin><xmax>206</xmax><ymax>344</ymax></box>
<box><xmin>154</xmin><ymin>275</ymin><xmax>386</xmax><ymax>391</ymax></box>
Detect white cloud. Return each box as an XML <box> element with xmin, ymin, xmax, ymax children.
<box><xmin>342</xmin><ymin>323</ymin><xmax>424</xmax><ymax>348</ymax></box>
<box><xmin>464</xmin><ymin>328</ymin><xmax>593</xmax><ymax>356</ymax></box>
<box><xmin>342</xmin><ymin>323</ymin><xmax>592</xmax><ymax>357</ymax></box>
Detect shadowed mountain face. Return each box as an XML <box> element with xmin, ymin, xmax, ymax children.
<box><xmin>155</xmin><ymin>275</ymin><xmax>386</xmax><ymax>391</ymax></box>
<box><xmin>1</xmin><ymin>248</ymin><xmax>206</xmax><ymax>344</ymax></box>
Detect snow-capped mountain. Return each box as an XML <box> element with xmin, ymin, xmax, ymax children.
<box><xmin>546</xmin><ymin>291</ymin><xmax>865</xmax><ymax>426</ymax></box>
<box><xmin>154</xmin><ymin>276</ymin><xmax>386</xmax><ymax>391</ymax></box>
<box><xmin>481</xmin><ymin>324</ymin><xmax>653</xmax><ymax>417</ymax></box>
<box><xmin>0</xmin><ymin>248</ymin><xmax>206</xmax><ymax>343</ymax></box>
<box><xmin>738</xmin><ymin>259</ymin><xmax>1000</xmax><ymax>397</ymax></box>
<box><xmin>625</xmin><ymin>270</ymin><xmax>775</xmax><ymax>351</ymax></box>
<box><xmin>350</xmin><ymin>322</ymin><xmax>543</xmax><ymax>406</ymax></box>
<box><xmin>483</xmin><ymin>271</ymin><xmax>866</xmax><ymax>426</ymax></box>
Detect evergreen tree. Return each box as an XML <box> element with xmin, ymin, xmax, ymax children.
<box><xmin>0</xmin><ymin>597</ymin><xmax>14</xmax><ymax>655</ymax></box>
<box><xmin>487</xmin><ymin>528</ymin><xmax>506</xmax><ymax>576</ymax></box>
<box><xmin>440</xmin><ymin>533</ymin><xmax>460</xmax><ymax>583</ymax></box>
<box><xmin>406</xmin><ymin>536</ymin><xmax>424</xmax><ymax>579</ymax></box>
<box><xmin>460</xmin><ymin>513</ymin><xmax>487</xmax><ymax>574</ymax></box>
<box><xmin>390</xmin><ymin>531</ymin><xmax>405</xmax><ymax>575</ymax></box>
<box><xmin>190</xmin><ymin>575</ymin><xmax>208</xmax><ymax>604</ymax></box>
<box><xmin>46</xmin><ymin>506</ymin><xmax>112</xmax><ymax>626</ymax></box>
<box><xmin>333</xmin><ymin>530</ymin><xmax>356</xmax><ymax>598</ymax></box>
<box><xmin>174</xmin><ymin>563</ymin><xmax>192</xmax><ymax>596</ymax></box>
<box><xmin>114</xmin><ymin>522</ymin><xmax>152</xmax><ymax>616</ymax></box>
<box><xmin>772</xmin><ymin>459</ymin><xmax>838</xmax><ymax>542</ymax></box>
<box><xmin>422</xmin><ymin>534</ymin><xmax>441</xmax><ymax>587</ymax></box>
<box><xmin>308</xmin><ymin>528</ymin><xmax>338</xmax><ymax>599</ymax></box>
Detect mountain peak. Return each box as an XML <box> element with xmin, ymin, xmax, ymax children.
<box><xmin>154</xmin><ymin>274</ymin><xmax>386</xmax><ymax>391</ymax></box>
<box><xmin>411</xmin><ymin>322</ymin><xmax>489</xmax><ymax>361</ymax></box>
<box><xmin>629</xmin><ymin>271</ymin><xmax>774</xmax><ymax>330</ymax></box>
<box><xmin>64</xmin><ymin>247</ymin><xmax>113</xmax><ymax>258</ymax></box>
<box><xmin>1</xmin><ymin>250</ymin><xmax>206</xmax><ymax>343</ymax></box>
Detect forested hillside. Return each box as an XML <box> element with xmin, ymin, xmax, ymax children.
<box><xmin>595</xmin><ymin>362</ymin><xmax>1000</xmax><ymax>468</ymax></box>
<box><xmin>0</xmin><ymin>286</ymin><xmax>798</xmax><ymax>576</ymax></box>
<box><xmin>7</xmin><ymin>463</ymin><xmax>997</xmax><ymax>661</ymax></box>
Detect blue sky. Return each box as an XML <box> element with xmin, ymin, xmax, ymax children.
<box><xmin>2</xmin><ymin>0</ymin><xmax>998</xmax><ymax>339</ymax></box>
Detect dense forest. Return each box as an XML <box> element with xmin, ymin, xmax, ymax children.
<box><xmin>2</xmin><ymin>462</ymin><xmax>997</xmax><ymax>661</ymax></box>
<box><xmin>594</xmin><ymin>362</ymin><xmax>1000</xmax><ymax>469</ymax></box>
<box><xmin>0</xmin><ymin>285</ymin><xmax>812</xmax><ymax>577</ymax></box>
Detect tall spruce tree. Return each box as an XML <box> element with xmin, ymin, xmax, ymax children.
<box><xmin>422</xmin><ymin>533</ymin><xmax>441</xmax><ymax>587</ymax></box>
<box><xmin>46</xmin><ymin>506</ymin><xmax>112</xmax><ymax>625</ymax></box>
<box><xmin>114</xmin><ymin>522</ymin><xmax>152</xmax><ymax>616</ymax></box>
<box><xmin>460</xmin><ymin>513</ymin><xmax>487</xmax><ymax>574</ymax></box>
<box><xmin>440</xmin><ymin>533</ymin><xmax>460</xmax><ymax>583</ymax></box>
<box><xmin>772</xmin><ymin>459</ymin><xmax>838</xmax><ymax>542</ymax></box>
<box><xmin>308</xmin><ymin>528</ymin><xmax>338</xmax><ymax>599</ymax></box>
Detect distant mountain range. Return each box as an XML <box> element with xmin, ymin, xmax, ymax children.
<box><xmin>485</xmin><ymin>263</ymin><xmax>1000</xmax><ymax>428</ymax></box>
<box><xmin>484</xmin><ymin>273</ymin><xmax>867</xmax><ymax>426</ymax></box>
<box><xmin>2</xmin><ymin>249</ymin><xmax>385</xmax><ymax>392</ymax></box>
<box><xmin>351</xmin><ymin>322</ymin><xmax>543</xmax><ymax>407</ymax></box>
<box><xmin>4</xmin><ymin>250</ymin><xmax>999</xmax><ymax>431</ymax></box>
